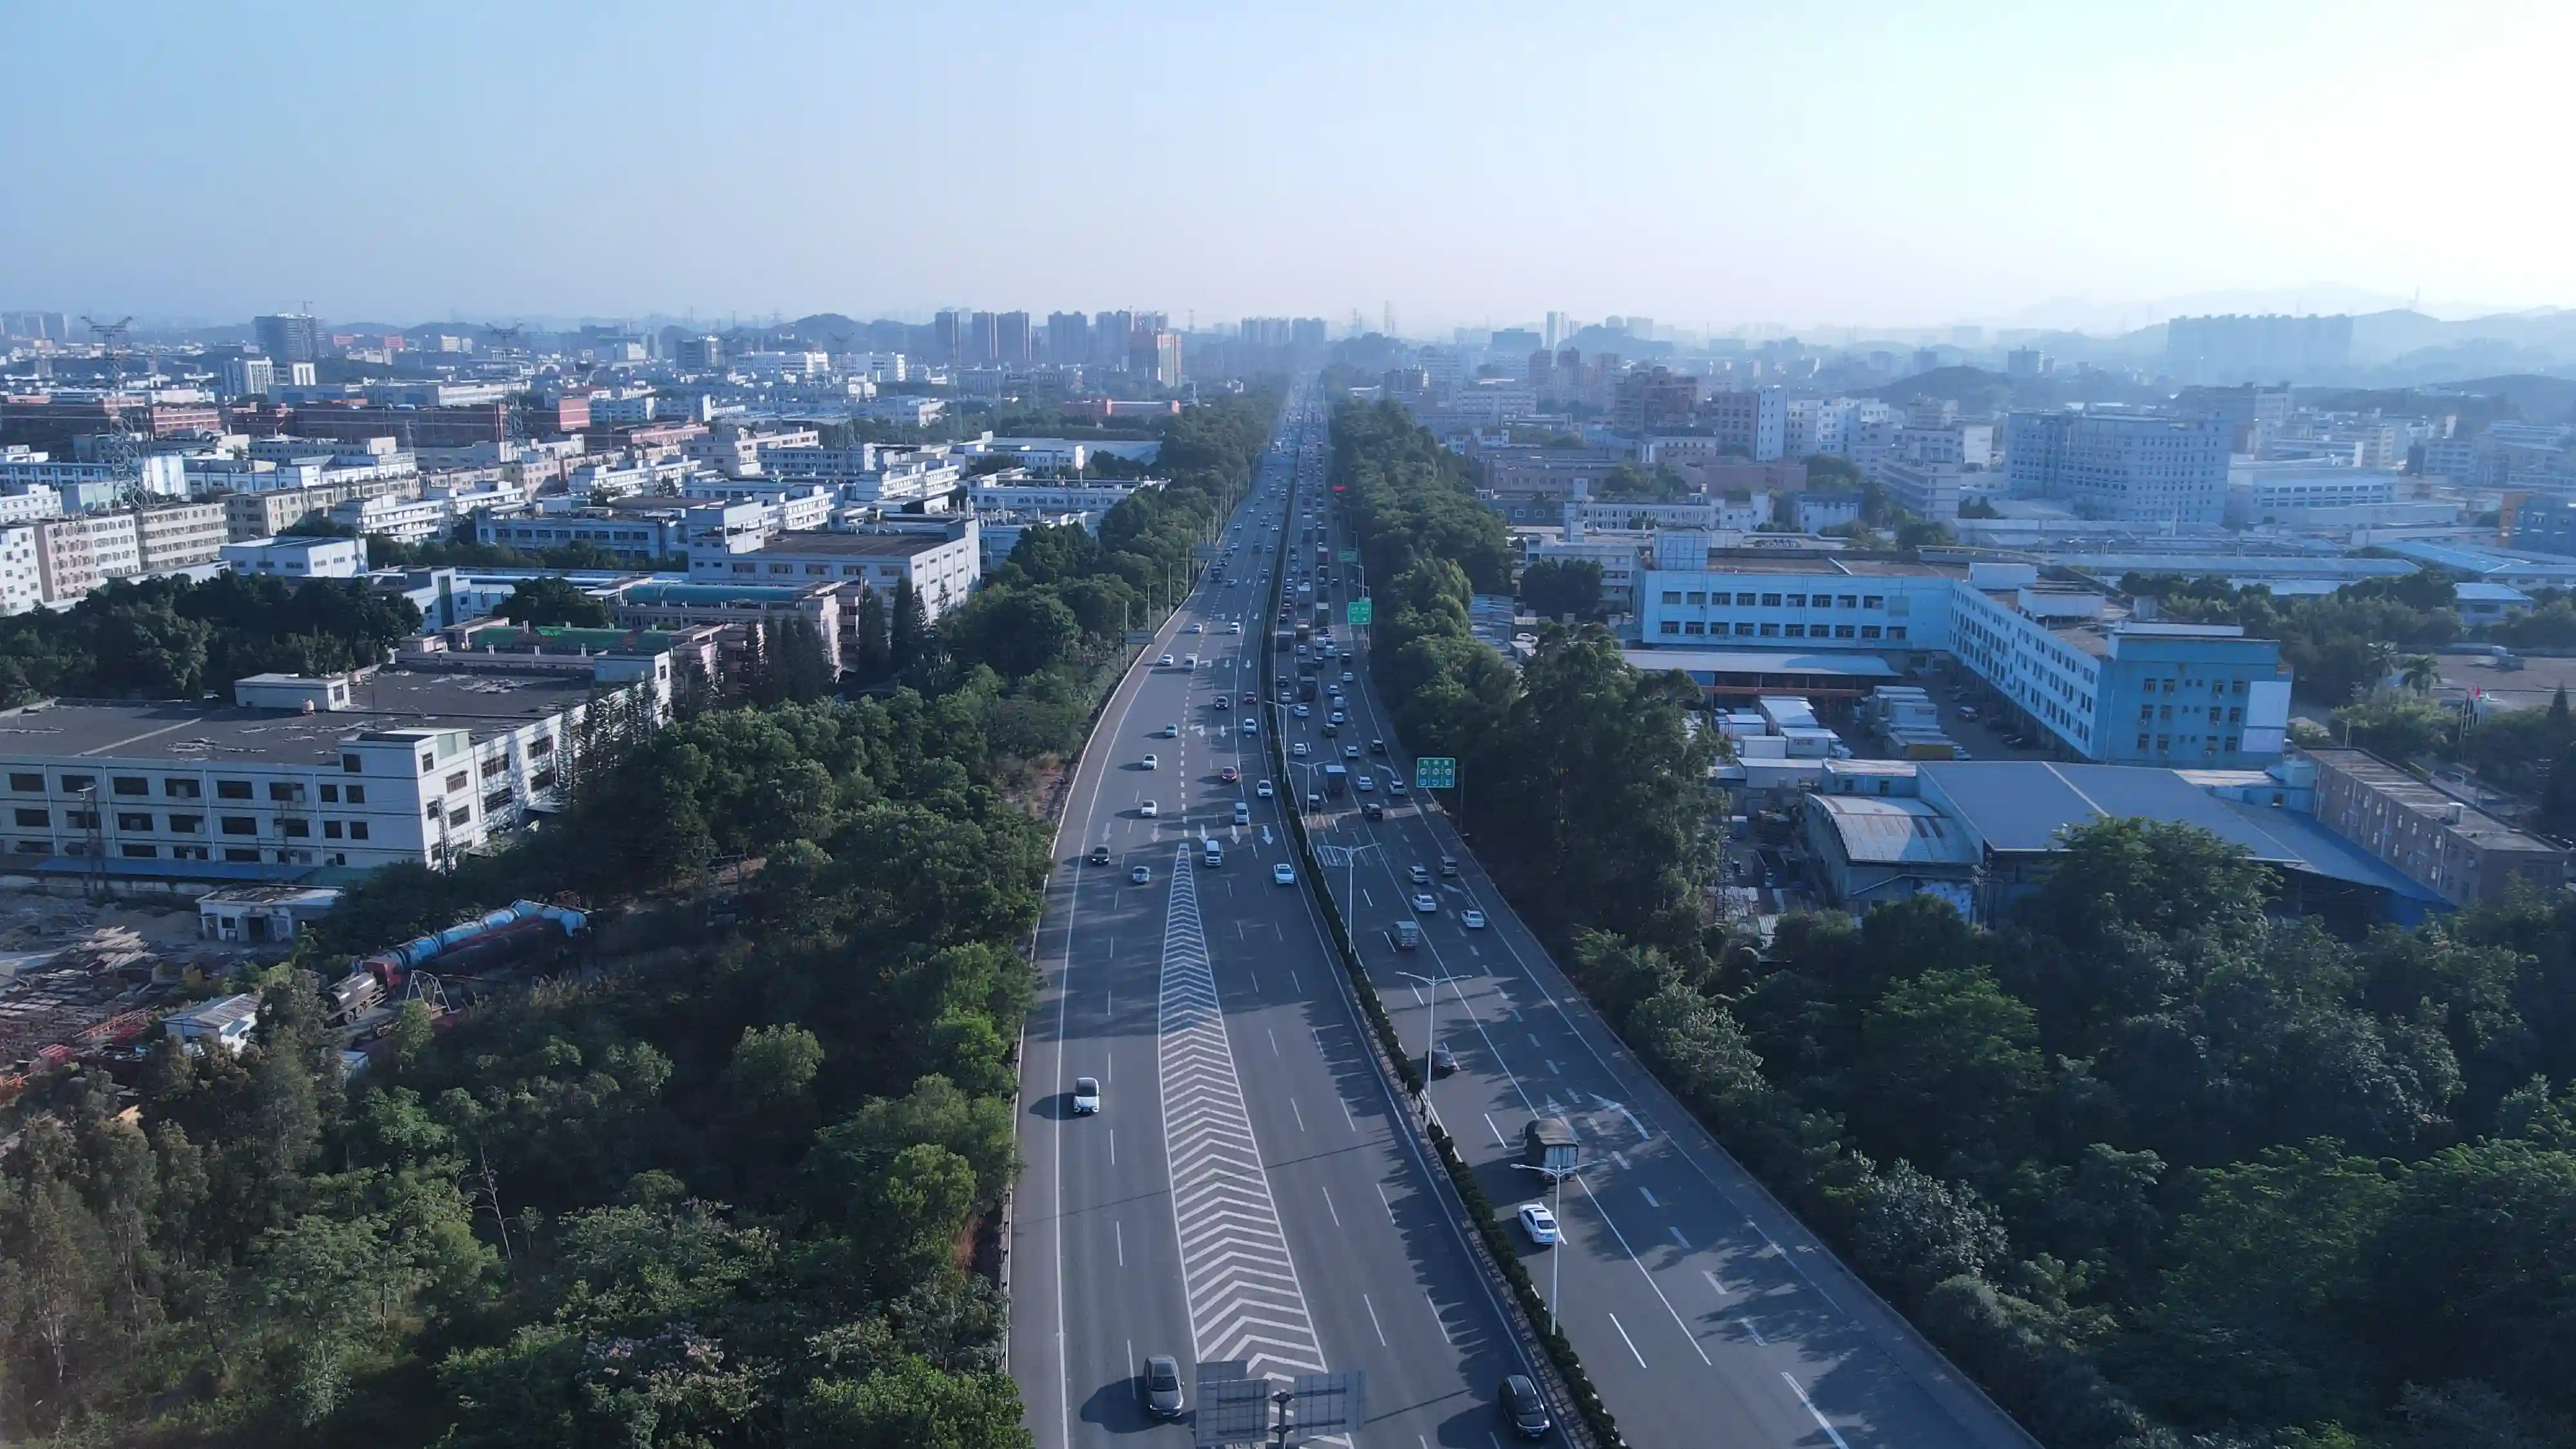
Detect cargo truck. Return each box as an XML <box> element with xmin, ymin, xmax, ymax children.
<box><xmin>1323</xmin><ymin>763</ymin><xmax>1349</xmax><ymax>796</ymax></box>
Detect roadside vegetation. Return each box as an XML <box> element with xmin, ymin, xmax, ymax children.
<box><xmin>1334</xmin><ymin>398</ymin><xmax>2576</xmax><ymax>1448</ymax></box>
<box><xmin>0</xmin><ymin>392</ymin><xmax>1278</xmax><ymax>1446</ymax></box>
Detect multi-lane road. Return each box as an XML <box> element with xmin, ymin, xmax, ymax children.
<box><xmin>1012</xmin><ymin>384</ymin><xmax>1545</xmax><ymax>1448</ymax></box>
<box><xmin>1014</xmin><ymin>383</ymin><xmax>2036</xmax><ymax>1448</ymax></box>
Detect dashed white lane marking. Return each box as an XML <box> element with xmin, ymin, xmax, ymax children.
<box><xmin>1425</xmin><ymin>1291</ymin><xmax>1454</xmax><ymax>1344</ymax></box>
<box><xmin>1484</xmin><ymin>1113</ymin><xmax>1508</xmax><ymax>1147</ymax></box>
<box><xmin>1611</xmin><ymin>1150</ymin><xmax>1631</xmax><ymax>1171</ymax></box>
<box><xmin>1340</xmin><ymin>1097</ymin><xmax>1358</xmax><ymax>1132</ymax></box>
<box><xmin>1640</xmin><ymin>1186</ymin><xmax>1660</xmax><ymax>1208</ymax></box>
<box><xmin>1291</xmin><ymin>1098</ymin><xmax>1306</xmax><ymax>1133</ymax></box>
<box><xmin>1363</xmin><ymin>1293</ymin><xmax>1389</xmax><ymax>1346</ymax></box>
<box><xmin>1155</xmin><ymin>849</ymin><xmax>1327</xmax><ymax>1380</ymax></box>
<box><xmin>1608</xmin><ymin>1311</ymin><xmax>1649</xmax><ymax>1367</ymax></box>
<box><xmin>1703</xmin><ymin>1268</ymin><xmax>1728</xmax><ymax>1298</ymax></box>
<box><xmin>1669</xmin><ymin>1226</ymin><xmax>1690</xmax><ymax>1251</ymax></box>
<box><xmin>1744</xmin><ymin>1318</ymin><xmax>1766</xmax><ymax>1345</ymax></box>
<box><xmin>1320</xmin><ymin>1185</ymin><xmax>1341</xmax><ymax>1227</ymax></box>
<box><xmin>1783</xmin><ymin>1373</ymin><xmax>1855</xmax><ymax>1449</ymax></box>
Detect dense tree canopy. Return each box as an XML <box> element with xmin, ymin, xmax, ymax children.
<box><xmin>0</xmin><ymin>572</ymin><xmax>419</xmax><ymax>706</ymax></box>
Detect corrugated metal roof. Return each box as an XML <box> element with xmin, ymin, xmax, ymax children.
<box><xmin>1812</xmin><ymin>795</ymin><xmax>1981</xmax><ymax>866</ymax></box>
<box><xmin>1917</xmin><ymin>762</ymin><xmax>2440</xmax><ymax>901</ymax></box>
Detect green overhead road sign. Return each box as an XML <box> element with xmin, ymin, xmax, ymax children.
<box><xmin>1414</xmin><ymin>756</ymin><xmax>1457</xmax><ymax>790</ymax></box>
<box><xmin>1338</xmin><ymin>548</ymin><xmax>1358</xmax><ymax>564</ymax></box>
<box><xmin>1345</xmin><ymin>598</ymin><xmax>1372</xmax><ymax>625</ymax></box>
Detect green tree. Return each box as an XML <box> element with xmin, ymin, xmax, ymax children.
<box><xmin>1519</xmin><ymin>557</ymin><xmax>1605</xmax><ymax>621</ymax></box>
<box><xmin>500</xmin><ymin>576</ymin><xmax>613</xmax><ymax>628</ymax></box>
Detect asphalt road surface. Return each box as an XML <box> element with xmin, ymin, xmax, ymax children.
<box><xmin>1011</xmin><ymin>386</ymin><xmax>1549</xmax><ymax>1449</ymax></box>
<box><xmin>1282</xmin><ymin>411</ymin><xmax>2038</xmax><ymax>1449</ymax></box>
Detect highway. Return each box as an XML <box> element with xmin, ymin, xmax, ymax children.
<box><xmin>1010</xmin><ymin>384</ymin><xmax>1548</xmax><ymax>1448</ymax></box>
<box><xmin>1282</xmin><ymin>406</ymin><xmax>2039</xmax><ymax>1449</ymax></box>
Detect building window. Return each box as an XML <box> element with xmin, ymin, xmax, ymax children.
<box><xmin>418</xmin><ymin>753</ymin><xmax>434</xmax><ymax>771</ymax></box>
<box><xmin>319</xmin><ymin>784</ymin><xmax>338</xmax><ymax>802</ymax></box>
<box><xmin>120</xmin><ymin>844</ymin><xmax>155</xmax><ymax>858</ymax></box>
<box><xmin>220</xmin><ymin>817</ymin><xmax>257</xmax><ymax>835</ymax></box>
<box><xmin>345</xmin><ymin>785</ymin><xmax>365</xmax><ymax>804</ymax></box>
<box><xmin>1759</xmin><ymin>623</ymin><xmax>1780</xmax><ymax>638</ymax></box>
<box><xmin>448</xmin><ymin>807</ymin><xmax>471</xmax><ymax>828</ymax></box>
<box><xmin>111</xmin><ymin>777</ymin><xmax>147</xmax><ymax>796</ymax></box>
<box><xmin>1660</xmin><ymin>621</ymin><xmax>1680</xmax><ymax>636</ymax></box>
<box><xmin>216</xmin><ymin>780</ymin><xmax>252</xmax><ymax>800</ymax></box>
<box><xmin>1785</xmin><ymin>624</ymin><xmax>1806</xmax><ymax>638</ymax></box>
<box><xmin>1860</xmin><ymin>625</ymin><xmax>1882</xmax><ymax>640</ymax></box>
<box><xmin>9</xmin><ymin>840</ymin><xmax>37</xmax><ymax>854</ymax></box>
<box><xmin>343</xmin><ymin>753</ymin><xmax>363</xmax><ymax>773</ymax></box>
<box><xmin>1839</xmin><ymin>594</ymin><xmax>1858</xmax><ymax>609</ymax></box>
<box><xmin>11</xmin><ymin>809</ymin><xmax>44</xmax><ymax>828</ymax></box>
<box><xmin>267</xmin><ymin>782</ymin><xmax>302</xmax><ymax>802</ymax></box>
<box><xmin>164</xmin><ymin>779</ymin><xmax>199</xmax><ymax>798</ymax></box>
<box><xmin>2227</xmin><ymin>706</ymin><xmax>2241</xmax><ymax>723</ymax></box>
<box><xmin>169</xmin><ymin>815</ymin><xmax>200</xmax><ymax>833</ymax></box>
<box><xmin>2137</xmin><ymin>734</ymin><xmax>2150</xmax><ymax>750</ymax></box>
<box><xmin>59</xmin><ymin>774</ymin><xmax>93</xmax><ymax>794</ymax></box>
<box><xmin>1888</xmin><ymin>627</ymin><xmax>1908</xmax><ymax>641</ymax></box>
<box><xmin>2139</xmin><ymin>705</ymin><xmax>2154</xmax><ymax>721</ymax></box>
<box><xmin>1732</xmin><ymin>592</ymin><xmax>1753</xmax><ymax>605</ymax></box>
<box><xmin>348</xmin><ymin>821</ymin><xmax>369</xmax><ymax>841</ymax></box>
<box><xmin>4</xmin><ymin>773</ymin><xmax>35</xmax><ymax>792</ymax></box>
<box><xmin>324</xmin><ymin>820</ymin><xmax>343</xmax><ymax>838</ymax></box>
<box><xmin>1761</xmin><ymin>593</ymin><xmax>1782</xmax><ymax>607</ymax></box>
<box><xmin>279</xmin><ymin>819</ymin><xmax>310</xmax><ymax>837</ymax></box>
<box><xmin>115</xmin><ymin>813</ymin><xmax>150</xmax><ymax>831</ymax></box>
<box><xmin>1685</xmin><ymin>591</ymin><xmax>1705</xmax><ymax>605</ymax></box>
<box><xmin>1864</xmin><ymin>595</ymin><xmax>1884</xmax><ymax>609</ymax></box>
<box><xmin>223</xmin><ymin>848</ymin><xmax>259</xmax><ymax>862</ymax></box>
<box><xmin>1683</xmin><ymin>621</ymin><xmax>1705</xmax><ymax>635</ymax></box>
<box><xmin>1835</xmin><ymin>625</ymin><xmax>1857</xmax><ymax>639</ymax></box>
<box><xmin>444</xmin><ymin>772</ymin><xmax>468</xmax><ymax>793</ymax></box>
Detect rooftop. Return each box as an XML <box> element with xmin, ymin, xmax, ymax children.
<box><xmin>1919</xmin><ymin>760</ymin><xmax>2441</xmax><ymax>902</ymax></box>
<box><xmin>2302</xmin><ymin>748</ymin><xmax>2561</xmax><ymax>852</ymax></box>
<box><xmin>746</xmin><ymin>531</ymin><xmax>952</xmax><ymax>558</ymax></box>
<box><xmin>0</xmin><ymin>670</ymin><xmax>600</xmax><ymax>765</ymax></box>
<box><xmin>1692</xmin><ymin>553</ymin><xmax>1961</xmax><ymax>578</ymax></box>
<box><xmin>1810</xmin><ymin>795</ymin><xmax>1981</xmax><ymax>866</ymax></box>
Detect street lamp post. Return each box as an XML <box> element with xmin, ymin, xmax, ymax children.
<box><xmin>1395</xmin><ymin>969</ymin><xmax>1438</xmax><ymax>1094</ymax></box>
<box><xmin>1513</xmin><ymin>1159</ymin><xmax>1583</xmax><ymax>1334</ymax></box>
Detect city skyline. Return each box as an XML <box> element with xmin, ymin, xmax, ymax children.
<box><xmin>5</xmin><ymin>1</ymin><xmax>2570</xmax><ymax>330</ymax></box>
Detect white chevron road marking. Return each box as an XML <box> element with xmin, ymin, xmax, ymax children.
<box><xmin>1156</xmin><ymin>848</ymin><xmax>1329</xmax><ymax>1381</ymax></box>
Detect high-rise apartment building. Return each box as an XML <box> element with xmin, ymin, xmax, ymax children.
<box><xmin>254</xmin><ymin>314</ymin><xmax>321</xmax><ymax>364</ymax></box>
<box><xmin>1291</xmin><ymin>317</ymin><xmax>1328</xmax><ymax>352</ymax></box>
<box><xmin>1704</xmin><ymin>388</ymin><xmax>1786</xmax><ymax>461</ymax></box>
<box><xmin>220</xmin><ymin>355</ymin><xmax>276</xmax><ymax>399</ymax></box>
<box><xmin>995</xmin><ymin>312</ymin><xmax>1034</xmax><ymax>366</ymax></box>
<box><xmin>2005</xmin><ymin>411</ymin><xmax>2231</xmax><ymax>524</ymax></box>
<box><xmin>1132</xmin><ymin>329</ymin><xmax>1182</xmax><ymax>387</ymax></box>
<box><xmin>933</xmin><ymin>310</ymin><xmax>965</xmax><ymax>364</ymax></box>
<box><xmin>1092</xmin><ymin>311</ymin><xmax>1132</xmax><ymax>367</ymax></box>
<box><xmin>1046</xmin><ymin>312</ymin><xmax>1090</xmax><ymax>365</ymax></box>
<box><xmin>967</xmin><ymin>312</ymin><xmax>999</xmax><ymax>365</ymax></box>
<box><xmin>1613</xmin><ymin>366</ymin><xmax>1700</xmax><ymax>434</ymax></box>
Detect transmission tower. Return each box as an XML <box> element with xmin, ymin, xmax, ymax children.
<box><xmin>79</xmin><ymin>315</ymin><xmax>151</xmax><ymax>506</ymax></box>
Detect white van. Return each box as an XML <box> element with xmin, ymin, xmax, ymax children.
<box><xmin>1203</xmin><ymin>839</ymin><xmax>1224</xmax><ymax>869</ymax></box>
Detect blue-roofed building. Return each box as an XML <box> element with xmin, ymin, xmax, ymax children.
<box><xmin>1799</xmin><ymin>757</ymin><xmax>2449</xmax><ymax>927</ymax></box>
<box><xmin>2453</xmin><ymin>580</ymin><xmax>2534</xmax><ymax>624</ymax></box>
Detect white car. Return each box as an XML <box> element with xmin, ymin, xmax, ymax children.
<box><xmin>1292</xmin><ymin>743</ymin><xmax>1309</xmax><ymax>757</ymax></box>
<box><xmin>1073</xmin><ymin>1076</ymin><xmax>1102</xmax><ymax>1114</ymax></box>
<box><xmin>1408</xmin><ymin>864</ymin><xmax>1430</xmax><ymax>884</ymax></box>
<box><xmin>1462</xmin><ymin>909</ymin><xmax>1488</xmax><ymax>930</ymax></box>
<box><xmin>1294</xmin><ymin>704</ymin><xmax>1311</xmax><ymax>719</ymax></box>
<box><xmin>1518</xmin><ymin>1202</ymin><xmax>1559</xmax><ymax>1246</ymax></box>
<box><xmin>1189</xmin><ymin>623</ymin><xmax>1202</xmax><ymax>634</ymax></box>
<box><xmin>1231</xmin><ymin>622</ymin><xmax>1243</xmax><ymax>634</ymax></box>
<box><xmin>1354</xmin><ymin>775</ymin><xmax>1374</xmax><ymax>792</ymax></box>
<box><xmin>1159</xmin><ymin>654</ymin><xmax>1174</xmax><ymax>667</ymax></box>
<box><xmin>1130</xmin><ymin>865</ymin><xmax>1151</xmax><ymax>884</ymax></box>
<box><xmin>1241</xmin><ymin>719</ymin><xmax>1258</xmax><ymax>735</ymax></box>
<box><xmin>1162</xmin><ymin>724</ymin><xmax>1180</xmax><ymax>738</ymax></box>
<box><xmin>1256</xmin><ymin>779</ymin><xmax>1274</xmax><ymax>798</ymax></box>
<box><xmin>1141</xmin><ymin>753</ymin><xmax>1158</xmax><ymax>770</ymax></box>
<box><xmin>1412</xmin><ymin>893</ymin><xmax>1438</xmax><ymax>913</ymax></box>
<box><xmin>1273</xmin><ymin>862</ymin><xmax>1296</xmax><ymax>886</ymax></box>
<box><xmin>1140</xmin><ymin>800</ymin><xmax>1159</xmax><ymax>818</ymax></box>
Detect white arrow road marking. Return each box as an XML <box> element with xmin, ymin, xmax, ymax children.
<box><xmin>1156</xmin><ymin>849</ymin><xmax>1328</xmax><ymax>1381</ymax></box>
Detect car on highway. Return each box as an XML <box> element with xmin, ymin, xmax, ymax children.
<box><xmin>1515</xmin><ymin>1200</ymin><xmax>1559</xmax><ymax>1245</ymax></box>
<box><xmin>1408</xmin><ymin>864</ymin><xmax>1430</xmax><ymax>884</ymax></box>
<box><xmin>1159</xmin><ymin>654</ymin><xmax>1173</xmax><ymax>667</ymax></box>
<box><xmin>1462</xmin><ymin>909</ymin><xmax>1488</xmax><ymax>929</ymax></box>
<box><xmin>1220</xmin><ymin>764</ymin><xmax>1239</xmax><ymax>782</ymax></box>
<box><xmin>1141</xmin><ymin>753</ymin><xmax>1158</xmax><ymax>770</ymax></box>
<box><xmin>1241</xmin><ymin>719</ymin><xmax>1258</xmax><ymax>734</ymax></box>
<box><xmin>1412</xmin><ymin>893</ymin><xmax>1439</xmax><ymax>913</ymax></box>
<box><xmin>1230</xmin><ymin>622</ymin><xmax>1242</xmax><ymax>634</ymax></box>
<box><xmin>1353</xmin><ymin>774</ymin><xmax>1373</xmax><ymax>792</ymax></box>
<box><xmin>1072</xmin><ymin>1076</ymin><xmax>1102</xmax><ymax>1114</ymax></box>
<box><xmin>1292</xmin><ymin>743</ymin><xmax>1308</xmax><ymax>757</ymax></box>
<box><xmin>1320</xmin><ymin>721</ymin><xmax>1338</xmax><ymax>737</ymax></box>
<box><xmin>1161</xmin><ymin>723</ymin><xmax>1180</xmax><ymax>737</ymax></box>
<box><xmin>1139</xmin><ymin>800</ymin><xmax>1159</xmax><ymax>817</ymax></box>
<box><xmin>1441</xmin><ymin>856</ymin><xmax>1459</xmax><ymax>876</ymax></box>
<box><xmin>1243</xmin><ymin>690</ymin><xmax>1259</xmax><ymax>704</ymax></box>
<box><xmin>1328</xmin><ymin>710</ymin><xmax>1347</xmax><ymax>724</ymax></box>
<box><xmin>1501</xmin><ymin>1373</ymin><xmax>1553</xmax><ymax>1439</ymax></box>
<box><xmin>1255</xmin><ymin>779</ymin><xmax>1274</xmax><ymax>798</ymax></box>
<box><xmin>1387</xmin><ymin>779</ymin><xmax>1407</xmax><ymax>797</ymax></box>
<box><xmin>1214</xmin><ymin>694</ymin><xmax>1231</xmax><ymax>710</ymax></box>
<box><xmin>1233</xmin><ymin>801</ymin><xmax>1250</xmax><ymax>825</ymax></box>
<box><xmin>1273</xmin><ymin>862</ymin><xmax>1296</xmax><ymax>886</ymax></box>
<box><xmin>1184</xmin><ymin>654</ymin><xmax>1198</xmax><ymax>668</ymax></box>
<box><xmin>1188</xmin><ymin>622</ymin><xmax>1202</xmax><ymax>633</ymax></box>
<box><xmin>1342</xmin><ymin>670</ymin><xmax>1355</xmax><ymax>683</ymax></box>
<box><xmin>1306</xmin><ymin>791</ymin><xmax>1323</xmax><ymax>810</ymax></box>
<box><xmin>1343</xmin><ymin>745</ymin><xmax>1360</xmax><ymax>760</ymax></box>
<box><xmin>1370</xmin><ymin>738</ymin><xmax>1387</xmax><ymax>753</ymax></box>
<box><xmin>1142</xmin><ymin>1355</ymin><xmax>1184</xmax><ymax>1419</ymax></box>
<box><xmin>1362</xmin><ymin>801</ymin><xmax>1385</xmax><ymax>821</ymax></box>
<box><xmin>1293</xmin><ymin>704</ymin><xmax>1311</xmax><ymax>718</ymax></box>
<box><xmin>1429</xmin><ymin>1045</ymin><xmax>1459</xmax><ymax>1077</ymax></box>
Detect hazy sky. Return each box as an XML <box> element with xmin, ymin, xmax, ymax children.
<box><xmin>6</xmin><ymin>1</ymin><xmax>2570</xmax><ymax>333</ymax></box>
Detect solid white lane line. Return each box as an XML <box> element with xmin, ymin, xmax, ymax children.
<box><xmin>1608</xmin><ymin>1311</ymin><xmax>1648</xmax><ymax>1367</ymax></box>
<box><xmin>1117</xmin><ymin>1220</ymin><xmax>1125</xmax><ymax>1267</ymax></box>
<box><xmin>1376</xmin><ymin>1182</ymin><xmax>1397</xmax><ymax>1223</ymax></box>
<box><xmin>1341</xmin><ymin>1097</ymin><xmax>1359</xmax><ymax>1132</ymax></box>
<box><xmin>1484</xmin><ymin>1113</ymin><xmax>1508</xmax><ymax>1147</ymax></box>
<box><xmin>1364</xmin><ymin>1293</ymin><xmax>1389</xmax><ymax>1347</ymax></box>
<box><xmin>1426</xmin><ymin>1292</ymin><xmax>1453</xmax><ymax>1344</ymax></box>
<box><xmin>1782</xmin><ymin>1373</ymin><xmax>1855</xmax><ymax>1449</ymax></box>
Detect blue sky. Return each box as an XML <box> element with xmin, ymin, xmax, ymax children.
<box><xmin>3</xmin><ymin>1</ymin><xmax>2568</xmax><ymax>332</ymax></box>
